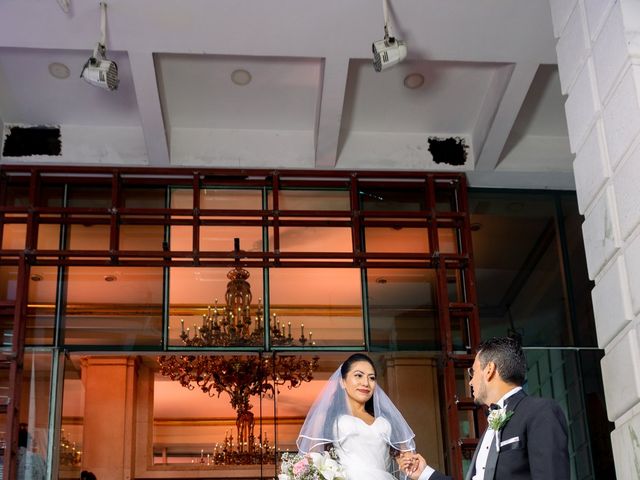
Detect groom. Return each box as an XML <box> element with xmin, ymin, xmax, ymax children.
<box><xmin>401</xmin><ymin>336</ymin><xmax>569</xmax><ymax>480</ymax></box>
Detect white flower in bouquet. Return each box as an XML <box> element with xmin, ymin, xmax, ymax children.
<box><xmin>279</xmin><ymin>448</ymin><xmax>346</xmax><ymax>480</ymax></box>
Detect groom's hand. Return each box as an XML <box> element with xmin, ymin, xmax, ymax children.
<box><xmin>400</xmin><ymin>453</ymin><xmax>427</xmax><ymax>480</ymax></box>
<box><xmin>398</xmin><ymin>453</ymin><xmax>427</xmax><ymax>479</ymax></box>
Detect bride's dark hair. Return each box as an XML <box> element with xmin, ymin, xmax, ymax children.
<box><xmin>340</xmin><ymin>353</ymin><xmax>376</xmax><ymax>416</ymax></box>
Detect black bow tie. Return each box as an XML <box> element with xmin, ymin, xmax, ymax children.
<box><xmin>490</xmin><ymin>403</ymin><xmax>501</xmax><ymax>410</ymax></box>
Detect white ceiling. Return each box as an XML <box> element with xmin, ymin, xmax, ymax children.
<box><xmin>0</xmin><ymin>0</ymin><xmax>574</xmax><ymax>189</ymax></box>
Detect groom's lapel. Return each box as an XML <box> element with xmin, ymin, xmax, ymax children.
<box><xmin>482</xmin><ymin>390</ymin><xmax>527</xmax><ymax>480</ymax></box>
<box><xmin>464</xmin><ymin>432</ymin><xmax>484</xmax><ymax>480</ymax></box>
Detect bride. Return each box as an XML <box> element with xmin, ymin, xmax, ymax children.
<box><xmin>296</xmin><ymin>353</ymin><xmax>415</xmax><ymax>479</ymax></box>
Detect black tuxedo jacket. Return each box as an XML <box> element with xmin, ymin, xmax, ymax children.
<box><xmin>428</xmin><ymin>390</ymin><xmax>570</xmax><ymax>480</ymax></box>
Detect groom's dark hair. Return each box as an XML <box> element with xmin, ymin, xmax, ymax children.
<box><xmin>477</xmin><ymin>336</ymin><xmax>526</xmax><ymax>386</ymax></box>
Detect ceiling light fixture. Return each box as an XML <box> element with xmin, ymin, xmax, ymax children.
<box><xmin>80</xmin><ymin>2</ymin><xmax>119</xmax><ymax>91</ymax></box>
<box><xmin>48</xmin><ymin>62</ymin><xmax>71</xmax><ymax>79</ymax></box>
<box><xmin>231</xmin><ymin>69</ymin><xmax>252</xmax><ymax>86</ymax></box>
<box><xmin>403</xmin><ymin>73</ymin><xmax>424</xmax><ymax>89</ymax></box>
<box><xmin>372</xmin><ymin>0</ymin><xmax>407</xmax><ymax>72</ymax></box>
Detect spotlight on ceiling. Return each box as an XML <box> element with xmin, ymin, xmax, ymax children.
<box><xmin>81</xmin><ymin>2</ymin><xmax>119</xmax><ymax>91</ymax></box>
<box><xmin>372</xmin><ymin>0</ymin><xmax>407</xmax><ymax>72</ymax></box>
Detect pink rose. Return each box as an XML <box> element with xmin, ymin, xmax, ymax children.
<box><xmin>293</xmin><ymin>457</ymin><xmax>309</xmax><ymax>476</ymax></box>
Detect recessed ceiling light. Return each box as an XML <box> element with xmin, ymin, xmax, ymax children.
<box><xmin>403</xmin><ymin>73</ymin><xmax>424</xmax><ymax>89</ymax></box>
<box><xmin>104</xmin><ymin>275</ymin><xmax>117</xmax><ymax>282</ymax></box>
<box><xmin>48</xmin><ymin>62</ymin><xmax>71</xmax><ymax>80</ymax></box>
<box><xmin>30</xmin><ymin>274</ymin><xmax>43</xmax><ymax>282</ymax></box>
<box><xmin>231</xmin><ymin>69</ymin><xmax>252</xmax><ymax>86</ymax></box>
<box><xmin>375</xmin><ymin>277</ymin><xmax>388</xmax><ymax>284</ymax></box>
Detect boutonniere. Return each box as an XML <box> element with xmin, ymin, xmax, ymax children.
<box><xmin>488</xmin><ymin>407</ymin><xmax>513</xmax><ymax>431</ymax></box>
<box><xmin>488</xmin><ymin>407</ymin><xmax>514</xmax><ymax>452</ymax></box>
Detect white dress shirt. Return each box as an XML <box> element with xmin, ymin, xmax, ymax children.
<box><xmin>417</xmin><ymin>386</ymin><xmax>522</xmax><ymax>480</ymax></box>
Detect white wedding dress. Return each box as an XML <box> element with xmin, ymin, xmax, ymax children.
<box><xmin>333</xmin><ymin>415</ymin><xmax>398</xmax><ymax>480</ymax></box>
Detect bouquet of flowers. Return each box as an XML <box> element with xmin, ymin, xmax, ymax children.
<box><xmin>278</xmin><ymin>448</ymin><xmax>346</xmax><ymax>480</ymax></box>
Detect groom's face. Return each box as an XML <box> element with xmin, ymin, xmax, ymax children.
<box><xmin>469</xmin><ymin>356</ymin><xmax>488</xmax><ymax>406</ymax></box>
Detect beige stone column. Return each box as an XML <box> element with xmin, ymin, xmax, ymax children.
<box><xmin>81</xmin><ymin>356</ymin><xmax>138</xmax><ymax>480</ymax></box>
<box><xmin>383</xmin><ymin>354</ymin><xmax>445</xmax><ymax>472</ymax></box>
<box><xmin>549</xmin><ymin>1</ymin><xmax>640</xmax><ymax>477</ymax></box>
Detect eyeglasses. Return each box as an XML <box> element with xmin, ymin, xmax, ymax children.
<box><xmin>467</xmin><ymin>367</ymin><xmax>474</xmax><ymax>379</ymax></box>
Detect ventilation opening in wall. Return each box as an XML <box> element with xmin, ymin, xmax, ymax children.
<box><xmin>2</xmin><ymin>126</ymin><xmax>62</xmax><ymax>157</ymax></box>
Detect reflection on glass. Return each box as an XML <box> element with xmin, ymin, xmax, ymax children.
<box><xmin>168</xmin><ymin>267</ymin><xmax>264</xmax><ymax>348</ymax></box>
<box><xmin>200</xmin><ymin>226</ymin><xmax>263</xmax><ymax>252</ymax></box>
<box><xmin>447</xmin><ymin>270</ymin><xmax>464</xmax><ymax>303</ymax></box>
<box><xmin>120</xmin><ymin>225</ymin><xmax>165</xmax><ymax>252</ymax></box>
<box><xmin>438</xmin><ymin>228</ymin><xmax>459</xmax><ymax>254</ymax></box>
<box><xmin>37</xmin><ymin>224</ymin><xmax>60</xmax><ymax>250</ymax></box>
<box><xmin>359</xmin><ymin>185</ymin><xmax>425</xmax><ymax>211</ymax></box>
<box><xmin>154</xmin><ymin>354</ymin><xmax>279</xmax><ymax>469</ymax></box>
<box><xmin>269</xmin><ymin>268</ymin><xmax>363</xmax><ymax>347</ymax></box>
<box><xmin>201</xmin><ymin>189</ymin><xmax>262</xmax><ymax>213</ymax></box>
<box><xmin>1</xmin><ymin>223</ymin><xmax>26</xmax><ymax>250</ymax></box>
<box><xmin>63</xmin><ymin>267</ymin><xmax>163</xmax><ymax>346</ymax></box>
<box><xmin>367</xmin><ymin>268</ymin><xmax>438</xmax><ymax>350</ymax></box>
<box><xmin>60</xmin><ymin>354</ymin><xmax>84</xmax><ymax>478</ymax></box>
<box><xmin>364</xmin><ymin>227</ymin><xmax>429</xmax><ymax>253</ymax></box>
<box><xmin>67</xmin><ymin>185</ymin><xmax>111</xmax><ymax>208</ymax></box>
<box><xmin>17</xmin><ymin>352</ymin><xmax>51</xmax><ymax>478</ymax></box>
<box><xmin>27</xmin><ymin>266</ymin><xmax>58</xmax><ymax>346</ymax></box>
<box><xmin>469</xmin><ymin>191</ymin><xmax>574</xmax><ymax>346</ymax></box>
<box><xmin>269</xmin><ymin>190</ymin><xmax>350</xmax><ymax>211</ymax></box>
<box><xmin>122</xmin><ymin>187</ymin><xmax>166</xmax><ymax>209</ymax></box>
<box><xmin>68</xmin><ymin>225</ymin><xmax>110</xmax><ymax>251</ymax></box>
<box><xmin>273</xmin><ymin>226</ymin><xmax>352</xmax><ymax>253</ymax></box>
<box><xmin>0</xmin><ymin>265</ymin><xmax>18</xmax><ymax>303</ymax></box>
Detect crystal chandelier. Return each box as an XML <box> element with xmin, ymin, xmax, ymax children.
<box><xmin>177</xmin><ymin>265</ymin><xmax>311</xmax><ymax>347</ymax></box>
<box><xmin>158</xmin><ymin>241</ymin><xmax>319</xmax><ymax>465</ymax></box>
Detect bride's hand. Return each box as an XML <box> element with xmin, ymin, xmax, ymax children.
<box><xmin>398</xmin><ymin>453</ymin><xmax>427</xmax><ymax>479</ymax></box>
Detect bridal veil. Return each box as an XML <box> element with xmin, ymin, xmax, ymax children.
<box><xmin>296</xmin><ymin>366</ymin><xmax>416</xmax><ymax>454</ymax></box>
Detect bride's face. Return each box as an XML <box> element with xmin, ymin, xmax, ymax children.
<box><xmin>342</xmin><ymin>360</ymin><xmax>377</xmax><ymax>406</ymax></box>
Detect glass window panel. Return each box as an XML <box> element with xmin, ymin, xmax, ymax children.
<box><xmin>273</xmin><ymin>226</ymin><xmax>352</xmax><ymax>253</ymax></box>
<box><xmin>200</xmin><ymin>226</ymin><xmax>263</xmax><ymax>252</ymax></box>
<box><xmin>269</xmin><ymin>268</ymin><xmax>362</xmax><ymax>347</ymax></box>
<box><xmin>170</xmin><ymin>188</ymin><xmax>193</xmax><ymax>209</ymax></box>
<box><xmin>60</xmin><ymin>354</ymin><xmax>84</xmax><ymax>475</ymax></box>
<box><xmin>67</xmin><ymin>225</ymin><xmax>110</xmax><ymax>251</ymax></box>
<box><xmin>470</xmin><ymin>191</ymin><xmax>576</xmax><ymax>346</ymax></box>
<box><xmin>447</xmin><ymin>270</ymin><xmax>464</xmax><ymax>303</ymax></box>
<box><xmin>63</xmin><ymin>267</ymin><xmax>163</xmax><ymax>346</ymax></box>
<box><xmin>18</xmin><ymin>351</ymin><xmax>52</xmax><ymax>478</ymax></box>
<box><xmin>201</xmin><ymin>189</ymin><xmax>262</xmax><ymax>213</ymax></box>
<box><xmin>27</xmin><ymin>266</ymin><xmax>58</xmax><ymax>346</ymax></box>
<box><xmin>4</xmin><ymin>183</ymin><xmax>29</xmax><ymax>206</ymax></box>
<box><xmin>168</xmin><ymin>267</ymin><xmax>264</xmax><ymax>348</ymax></box>
<box><xmin>1</xmin><ymin>223</ymin><xmax>25</xmax><ymax>250</ymax></box>
<box><xmin>169</xmin><ymin>226</ymin><xmax>193</xmax><ymax>252</ymax></box>
<box><xmin>0</xmin><ymin>265</ymin><xmax>18</xmax><ymax>302</ymax></box>
<box><xmin>153</xmin><ymin>353</ymin><xmax>276</xmax><ymax>475</ymax></box>
<box><xmin>435</xmin><ymin>184</ymin><xmax>458</xmax><ymax>212</ymax></box>
<box><xmin>359</xmin><ymin>185</ymin><xmax>426</xmax><ymax>211</ymax></box>
<box><xmin>37</xmin><ymin>224</ymin><xmax>61</xmax><ymax>250</ymax></box>
<box><xmin>438</xmin><ymin>228</ymin><xmax>459</xmax><ymax>254</ymax></box>
<box><xmin>268</xmin><ymin>190</ymin><xmax>350</xmax><ymax>211</ymax></box>
<box><xmin>67</xmin><ymin>185</ymin><xmax>111</xmax><ymax>208</ymax></box>
<box><xmin>364</xmin><ymin>227</ymin><xmax>429</xmax><ymax>253</ymax></box>
<box><xmin>367</xmin><ymin>268</ymin><xmax>438</xmax><ymax>350</ymax></box>
<box><xmin>120</xmin><ymin>225</ymin><xmax>165</xmax><ymax>251</ymax></box>
<box><xmin>122</xmin><ymin>187</ymin><xmax>166</xmax><ymax>209</ymax></box>
<box><xmin>38</xmin><ymin>185</ymin><xmax>64</xmax><ymax>207</ymax></box>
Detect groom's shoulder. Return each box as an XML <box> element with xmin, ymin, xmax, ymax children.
<box><xmin>517</xmin><ymin>394</ymin><xmax>566</xmax><ymax>419</ymax></box>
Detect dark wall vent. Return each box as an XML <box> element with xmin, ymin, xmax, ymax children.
<box><xmin>427</xmin><ymin>136</ymin><xmax>468</xmax><ymax>166</ymax></box>
<box><xmin>3</xmin><ymin>126</ymin><xmax>62</xmax><ymax>157</ymax></box>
